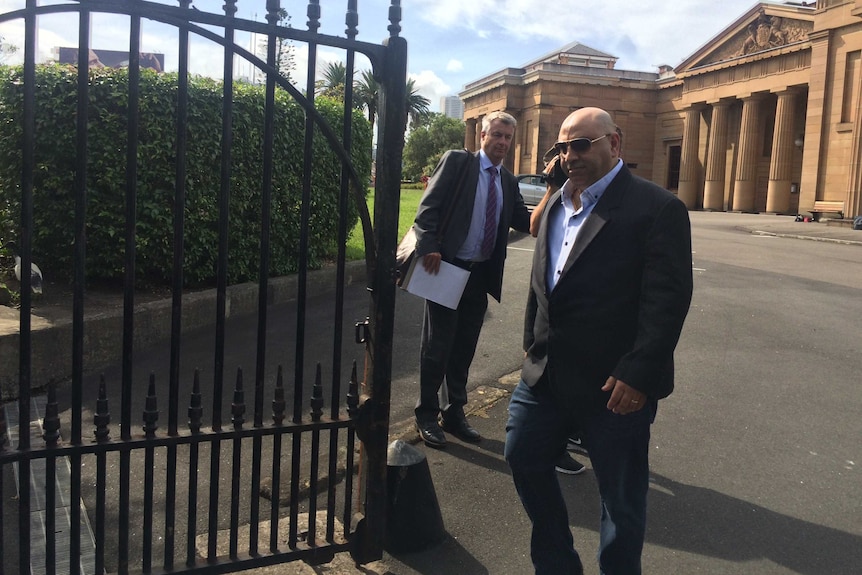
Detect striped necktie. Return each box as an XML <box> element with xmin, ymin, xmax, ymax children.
<box><xmin>481</xmin><ymin>166</ymin><xmax>498</xmax><ymax>259</ymax></box>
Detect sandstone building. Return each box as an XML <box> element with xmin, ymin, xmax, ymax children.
<box><xmin>459</xmin><ymin>0</ymin><xmax>861</xmax><ymax>222</ymax></box>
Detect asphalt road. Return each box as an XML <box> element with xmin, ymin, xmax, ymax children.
<box><xmin>644</xmin><ymin>213</ymin><xmax>862</xmax><ymax>573</ymax></box>
<box><xmin>373</xmin><ymin>212</ymin><xmax>862</xmax><ymax>575</ymax></box>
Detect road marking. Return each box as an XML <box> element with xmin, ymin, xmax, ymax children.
<box><xmin>508</xmin><ymin>246</ymin><xmax>534</xmax><ymax>252</ymax></box>
<box><xmin>693</xmin><ymin>267</ymin><xmax>706</xmax><ymax>271</ymax></box>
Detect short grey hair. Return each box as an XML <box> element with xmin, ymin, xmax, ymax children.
<box><xmin>482</xmin><ymin>111</ymin><xmax>517</xmax><ymax>132</ymax></box>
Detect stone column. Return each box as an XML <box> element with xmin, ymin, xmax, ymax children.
<box><xmin>732</xmin><ymin>96</ymin><xmax>762</xmax><ymax>212</ymax></box>
<box><xmin>845</xmin><ymin>66</ymin><xmax>862</xmax><ymax>219</ymax></box>
<box><xmin>766</xmin><ymin>90</ymin><xmax>796</xmax><ymax>214</ymax></box>
<box><xmin>799</xmin><ymin>30</ymin><xmax>830</xmax><ymax>213</ymax></box>
<box><xmin>474</xmin><ymin>115</ymin><xmax>484</xmax><ymax>150</ymax></box>
<box><xmin>677</xmin><ymin>107</ymin><xmax>702</xmax><ymax>209</ymax></box>
<box><xmin>464</xmin><ymin>118</ymin><xmax>477</xmax><ymax>151</ymax></box>
<box><xmin>704</xmin><ymin>101</ymin><xmax>731</xmax><ymax>211</ymax></box>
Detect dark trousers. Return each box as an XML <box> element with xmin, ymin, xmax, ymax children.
<box><xmin>415</xmin><ymin>266</ymin><xmax>489</xmax><ymax>424</ymax></box>
<box><xmin>505</xmin><ymin>379</ymin><xmax>656</xmax><ymax>575</ymax></box>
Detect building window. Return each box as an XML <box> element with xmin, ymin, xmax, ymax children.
<box><xmin>667</xmin><ymin>145</ymin><xmax>681</xmax><ymax>190</ymax></box>
<box><xmin>524</xmin><ymin>120</ymin><xmax>533</xmax><ymax>156</ymax></box>
<box><xmin>842</xmin><ymin>51</ymin><xmax>860</xmax><ymax>123</ymax></box>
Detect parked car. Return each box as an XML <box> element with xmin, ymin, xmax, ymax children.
<box><xmin>517</xmin><ymin>174</ymin><xmax>548</xmax><ymax>207</ymax></box>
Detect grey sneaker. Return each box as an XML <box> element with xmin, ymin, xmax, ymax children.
<box><xmin>554</xmin><ymin>452</ymin><xmax>586</xmax><ymax>475</ymax></box>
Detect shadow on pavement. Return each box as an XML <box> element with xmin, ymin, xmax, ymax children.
<box><xmin>645</xmin><ymin>472</ymin><xmax>862</xmax><ymax>574</ymax></box>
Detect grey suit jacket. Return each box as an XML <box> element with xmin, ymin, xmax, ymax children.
<box><xmin>413</xmin><ymin>149</ymin><xmax>530</xmax><ymax>301</ymax></box>
<box><xmin>522</xmin><ymin>165</ymin><xmax>693</xmax><ymax>411</ymax></box>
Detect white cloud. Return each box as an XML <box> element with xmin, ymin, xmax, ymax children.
<box><xmin>412</xmin><ymin>0</ymin><xmax>759</xmax><ymax>71</ymax></box>
<box><xmin>411</xmin><ymin>0</ymin><xmax>496</xmax><ymax>30</ymax></box>
<box><xmin>409</xmin><ymin>70</ymin><xmax>451</xmax><ymax>112</ymax></box>
<box><xmin>0</xmin><ymin>17</ymin><xmax>60</xmax><ymax>65</ymax></box>
<box><xmin>446</xmin><ymin>59</ymin><xmax>463</xmax><ymax>72</ymax></box>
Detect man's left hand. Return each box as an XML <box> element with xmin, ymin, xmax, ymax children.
<box><xmin>602</xmin><ymin>376</ymin><xmax>646</xmax><ymax>415</ymax></box>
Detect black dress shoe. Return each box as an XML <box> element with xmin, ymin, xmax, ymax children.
<box><xmin>441</xmin><ymin>418</ymin><xmax>481</xmax><ymax>443</ymax></box>
<box><xmin>416</xmin><ymin>421</ymin><xmax>447</xmax><ymax>448</ymax></box>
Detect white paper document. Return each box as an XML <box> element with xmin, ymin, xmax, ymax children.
<box><xmin>402</xmin><ymin>259</ymin><xmax>471</xmax><ymax>310</ymax></box>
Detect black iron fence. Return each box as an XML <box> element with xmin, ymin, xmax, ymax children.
<box><xmin>0</xmin><ymin>1</ymin><xmax>406</xmax><ymax>573</ymax></box>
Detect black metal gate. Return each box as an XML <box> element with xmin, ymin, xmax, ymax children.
<box><xmin>0</xmin><ymin>0</ymin><xmax>406</xmax><ymax>573</ymax></box>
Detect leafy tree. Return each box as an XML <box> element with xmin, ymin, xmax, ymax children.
<box><xmin>409</xmin><ymin>111</ymin><xmax>436</xmax><ymax>131</ymax></box>
<box><xmin>256</xmin><ymin>9</ymin><xmax>295</xmax><ymax>84</ymax></box>
<box><xmin>0</xmin><ymin>35</ymin><xmax>18</xmax><ymax>64</ymax></box>
<box><xmin>402</xmin><ymin>113</ymin><xmax>465</xmax><ymax>182</ymax></box>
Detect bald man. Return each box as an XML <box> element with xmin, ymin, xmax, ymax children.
<box><xmin>505</xmin><ymin>107</ymin><xmax>693</xmax><ymax>575</ymax></box>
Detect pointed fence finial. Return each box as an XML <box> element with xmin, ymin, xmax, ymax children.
<box><xmin>43</xmin><ymin>381</ymin><xmax>60</xmax><ymax>447</ymax></box>
<box><xmin>273</xmin><ymin>365</ymin><xmax>286</xmax><ymax>425</ymax></box>
<box><xmin>311</xmin><ymin>363</ymin><xmax>324</xmax><ymax>422</ymax></box>
<box><xmin>347</xmin><ymin>361</ymin><xmax>359</xmax><ymax>419</ymax></box>
<box><xmin>188</xmin><ymin>370</ymin><xmax>203</xmax><ymax>434</ymax></box>
<box><xmin>94</xmin><ymin>375</ymin><xmax>111</xmax><ymax>442</ymax></box>
<box><xmin>232</xmin><ymin>367</ymin><xmax>245</xmax><ymax>429</ymax></box>
<box><xmin>143</xmin><ymin>373</ymin><xmax>159</xmax><ymax>438</ymax></box>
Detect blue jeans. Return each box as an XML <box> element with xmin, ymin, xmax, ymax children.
<box><xmin>504</xmin><ymin>379</ymin><xmax>655</xmax><ymax>575</ymax></box>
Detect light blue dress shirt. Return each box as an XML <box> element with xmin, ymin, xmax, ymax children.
<box><xmin>546</xmin><ymin>158</ymin><xmax>623</xmax><ymax>291</ymax></box>
<box><xmin>456</xmin><ymin>149</ymin><xmax>502</xmax><ymax>262</ymax></box>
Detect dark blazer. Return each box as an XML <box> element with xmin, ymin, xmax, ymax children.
<box><xmin>414</xmin><ymin>149</ymin><xmax>531</xmax><ymax>301</ymax></box>
<box><xmin>522</xmin><ymin>165</ymin><xmax>693</xmax><ymax>411</ymax></box>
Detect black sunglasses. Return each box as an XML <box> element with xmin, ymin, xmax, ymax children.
<box><xmin>554</xmin><ymin>133</ymin><xmax>611</xmax><ymax>155</ymax></box>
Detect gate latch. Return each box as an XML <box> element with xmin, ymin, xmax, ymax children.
<box><xmin>354</xmin><ymin>317</ymin><xmax>370</xmax><ymax>344</ymax></box>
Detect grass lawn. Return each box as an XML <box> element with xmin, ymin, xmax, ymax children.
<box><xmin>345</xmin><ymin>186</ymin><xmax>423</xmax><ymax>261</ymax></box>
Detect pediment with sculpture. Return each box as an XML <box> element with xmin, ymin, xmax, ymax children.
<box><xmin>696</xmin><ymin>9</ymin><xmax>813</xmax><ymax>68</ymax></box>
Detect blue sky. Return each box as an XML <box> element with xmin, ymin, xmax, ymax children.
<box><xmin>2</xmin><ymin>0</ymin><xmax>763</xmax><ymax>112</ymax></box>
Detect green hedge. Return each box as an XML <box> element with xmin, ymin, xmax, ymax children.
<box><xmin>0</xmin><ymin>64</ymin><xmax>372</xmax><ymax>287</ymax></box>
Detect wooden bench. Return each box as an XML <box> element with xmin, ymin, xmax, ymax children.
<box><xmin>810</xmin><ymin>200</ymin><xmax>844</xmax><ymax>220</ymax></box>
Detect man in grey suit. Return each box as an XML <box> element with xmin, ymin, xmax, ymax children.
<box><xmin>413</xmin><ymin>110</ymin><xmax>531</xmax><ymax>448</ymax></box>
<box><xmin>505</xmin><ymin>107</ymin><xmax>693</xmax><ymax>574</ymax></box>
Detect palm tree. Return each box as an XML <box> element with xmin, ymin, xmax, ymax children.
<box><xmin>321</xmin><ymin>63</ymin><xmax>429</xmax><ymax>134</ymax></box>
<box><xmin>354</xmin><ymin>69</ymin><xmax>380</xmax><ymax>126</ymax></box>
<box><xmin>405</xmin><ymin>78</ymin><xmax>431</xmax><ymax>130</ymax></box>
<box><xmin>316</xmin><ymin>61</ymin><xmax>348</xmax><ymax>99</ymax></box>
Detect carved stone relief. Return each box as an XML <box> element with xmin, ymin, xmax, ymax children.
<box><xmin>698</xmin><ymin>10</ymin><xmax>813</xmax><ymax>67</ymax></box>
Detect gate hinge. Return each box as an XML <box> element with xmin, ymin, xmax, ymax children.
<box><xmin>354</xmin><ymin>317</ymin><xmax>370</xmax><ymax>344</ymax></box>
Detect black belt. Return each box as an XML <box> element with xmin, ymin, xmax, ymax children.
<box><xmin>451</xmin><ymin>258</ymin><xmax>488</xmax><ymax>271</ymax></box>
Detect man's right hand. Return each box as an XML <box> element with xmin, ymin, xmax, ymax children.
<box><xmin>422</xmin><ymin>252</ymin><xmax>442</xmax><ymax>275</ymax></box>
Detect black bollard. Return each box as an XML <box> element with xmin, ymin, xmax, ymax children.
<box><xmin>384</xmin><ymin>439</ymin><xmax>446</xmax><ymax>553</ymax></box>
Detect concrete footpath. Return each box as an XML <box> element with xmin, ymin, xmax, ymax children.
<box><xmin>2</xmin><ymin>213</ymin><xmax>861</xmax><ymax>575</ymax></box>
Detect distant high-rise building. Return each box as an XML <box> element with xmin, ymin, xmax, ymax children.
<box><xmin>440</xmin><ymin>96</ymin><xmax>464</xmax><ymax>120</ymax></box>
